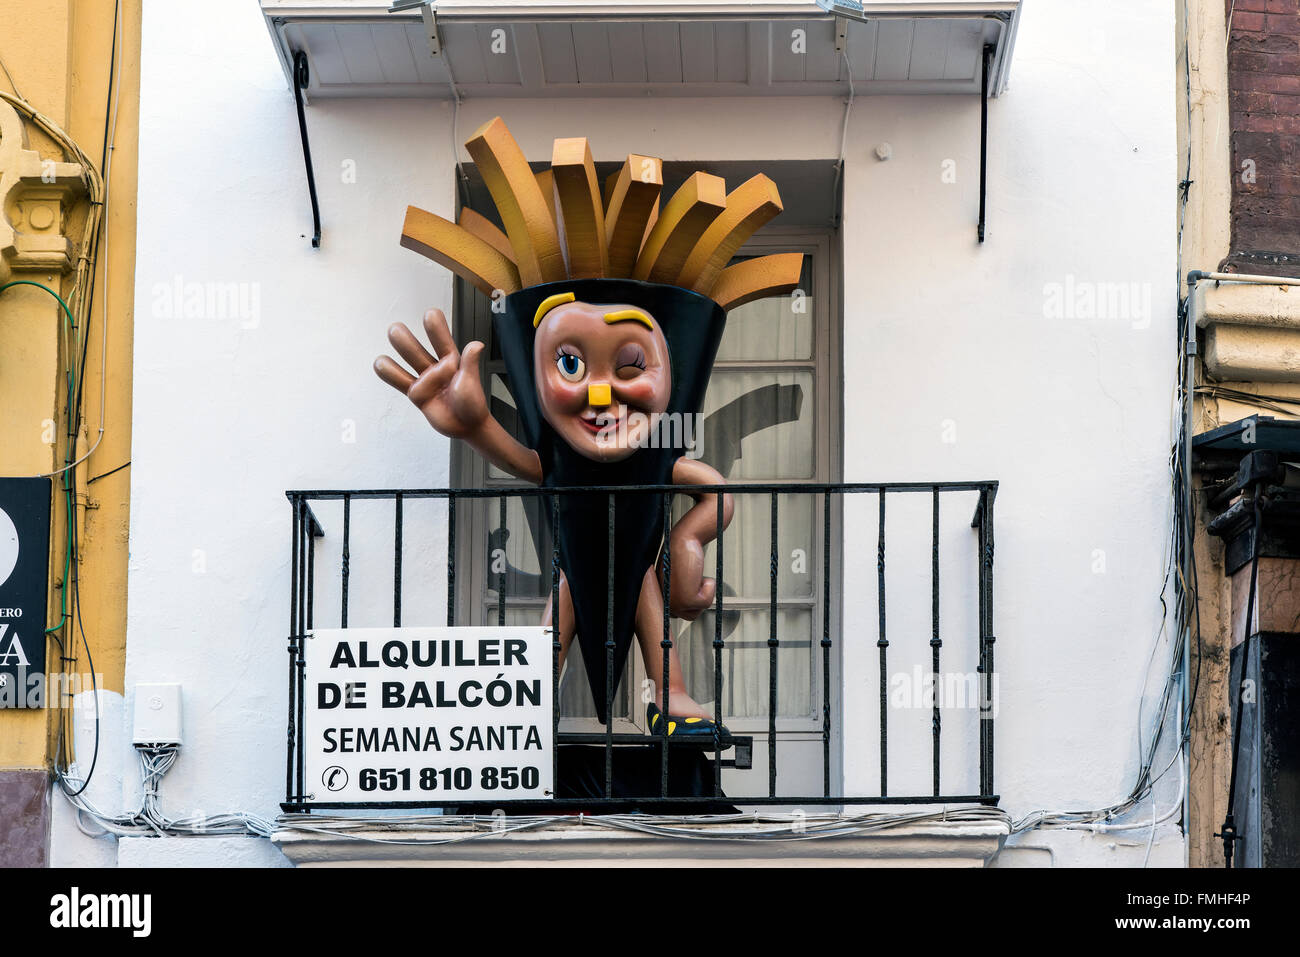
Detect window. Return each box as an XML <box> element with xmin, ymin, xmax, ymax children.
<box><xmin>453</xmin><ymin>191</ymin><xmax>841</xmax><ymax>798</ymax></box>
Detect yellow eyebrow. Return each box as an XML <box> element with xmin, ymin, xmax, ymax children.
<box><xmin>533</xmin><ymin>291</ymin><xmax>576</xmax><ymax>327</ymax></box>
<box><xmin>603</xmin><ymin>309</ymin><xmax>653</xmax><ymax>330</ymax></box>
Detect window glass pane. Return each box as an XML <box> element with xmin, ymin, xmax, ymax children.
<box><xmin>698</xmin><ymin>370</ymin><xmax>815</xmax><ymax>479</ymax></box>
<box><xmin>676</xmin><ymin>494</ymin><xmax>816</xmax><ymax>598</ymax></box>
<box><xmin>715</xmin><ymin>252</ymin><xmax>813</xmax><ymax>360</ymax></box>
<box><xmin>717</xmin><ymin>293</ymin><xmax>813</xmax><ymax>361</ymax></box>
<box><xmin>678</xmin><ymin>493</ymin><xmax>815</xmax><ymax>601</ymax></box>
<box><xmin>486</xmin><ymin>374</ymin><xmax>523</xmax><ymax>481</ymax></box>
<box><xmin>485</xmin><ymin>495</ymin><xmax>552</xmax><ymax>601</ymax></box>
<box><xmin>675</xmin><ymin>607</ymin><xmax>813</xmax><ymax>719</ymax></box>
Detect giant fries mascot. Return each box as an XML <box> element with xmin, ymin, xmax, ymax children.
<box><xmin>375</xmin><ymin>118</ymin><xmax>803</xmax><ymax>733</ymax></box>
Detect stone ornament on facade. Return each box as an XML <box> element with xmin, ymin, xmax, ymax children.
<box><xmin>0</xmin><ymin>97</ymin><xmax>85</xmax><ymax>282</ymax></box>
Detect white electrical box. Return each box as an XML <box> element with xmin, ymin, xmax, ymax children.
<box><xmin>132</xmin><ymin>683</ymin><xmax>183</xmax><ymax>746</ymax></box>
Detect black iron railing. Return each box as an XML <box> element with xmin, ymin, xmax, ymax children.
<box><xmin>283</xmin><ymin>481</ymin><xmax>998</xmax><ymax>812</ymax></box>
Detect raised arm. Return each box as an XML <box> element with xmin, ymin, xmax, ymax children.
<box><xmin>374</xmin><ymin>308</ymin><xmax>543</xmax><ymax>484</ymax></box>
<box><xmin>665</xmin><ymin>456</ymin><xmax>735</xmax><ymax>620</ymax></box>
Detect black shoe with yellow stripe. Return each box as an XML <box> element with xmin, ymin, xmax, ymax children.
<box><xmin>647</xmin><ymin>702</ymin><xmax>726</xmax><ymax>737</ymax></box>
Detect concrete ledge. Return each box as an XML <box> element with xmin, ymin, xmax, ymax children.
<box><xmin>1193</xmin><ymin>280</ymin><xmax>1300</xmax><ymax>331</ymax></box>
<box><xmin>272</xmin><ymin>817</ymin><xmax>1009</xmax><ymax>867</ymax></box>
<box><xmin>118</xmin><ymin>836</ymin><xmax>292</xmax><ymax>868</ymax></box>
<box><xmin>1206</xmin><ymin>323</ymin><xmax>1300</xmax><ymax>382</ymax></box>
<box><xmin>1192</xmin><ymin>281</ymin><xmax>1300</xmax><ymax>381</ymax></box>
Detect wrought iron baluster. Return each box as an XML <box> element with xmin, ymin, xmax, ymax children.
<box><xmin>878</xmin><ymin>488</ymin><xmax>888</xmax><ymax>797</ymax></box>
<box><xmin>340</xmin><ymin>494</ymin><xmax>350</xmax><ymax>629</ymax></box>
<box><xmin>660</xmin><ymin>491</ymin><xmax>672</xmax><ymax>798</ymax></box>
<box><xmin>393</xmin><ymin>492</ymin><xmax>403</xmax><ymax>627</ymax></box>
<box><xmin>822</xmin><ymin>490</ymin><xmax>832</xmax><ymax>798</ymax></box>
<box><xmin>982</xmin><ymin>487</ymin><xmax>997</xmax><ymax>800</ymax></box>
<box><xmin>446</xmin><ymin>494</ymin><xmax>456</xmax><ymax>627</ymax></box>
<box><xmin>713</xmin><ymin>489</ymin><xmax>725</xmax><ymax>797</ymax></box>
<box><xmin>497</xmin><ymin>495</ymin><xmax>507</xmax><ymax>627</ymax></box>
<box><xmin>769</xmin><ymin>491</ymin><xmax>778</xmax><ymax>799</ymax></box>
<box><xmin>605</xmin><ymin>492</ymin><xmax>615</xmax><ymax>798</ymax></box>
<box><xmin>296</xmin><ymin>498</ymin><xmax>308</xmax><ymax>809</ymax></box>
<box><xmin>287</xmin><ymin>495</ymin><xmax>300</xmax><ymax>806</ymax></box>
<box><xmin>307</xmin><ymin>506</ymin><xmax>317</xmax><ymax>632</ymax></box>
<box><xmin>931</xmin><ymin>486</ymin><xmax>941</xmax><ymax>797</ymax></box>
<box><xmin>551</xmin><ymin>492</ymin><xmax>561</xmax><ymax>801</ymax></box>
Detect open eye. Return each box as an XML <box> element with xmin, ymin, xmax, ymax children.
<box><xmin>556</xmin><ymin>350</ymin><xmax>586</xmax><ymax>382</ymax></box>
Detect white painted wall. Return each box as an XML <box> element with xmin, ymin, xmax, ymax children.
<box><xmin>837</xmin><ymin>0</ymin><xmax>1183</xmax><ymax>859</ymax></box>
<box><xmin>51</xmin><ymin>0</ymin><xmax>1181</xmax><ymax>866</ymax></box>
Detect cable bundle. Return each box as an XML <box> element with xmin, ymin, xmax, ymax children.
<box><xmin>62</xmin><ymin>745</ymin><xmax>275</xmax><ymax>840</ymax></box>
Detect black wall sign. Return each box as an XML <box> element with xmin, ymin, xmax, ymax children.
<box><xmin>0</xmin><ymin>478</ymin><xmax>51</xmax><ymax>708</ymax></box>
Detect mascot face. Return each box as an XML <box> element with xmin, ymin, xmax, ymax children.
<box><xmin>532</xmin><ymin>299</ymin><xmax>672</xmax><ymax>463</ymax></box>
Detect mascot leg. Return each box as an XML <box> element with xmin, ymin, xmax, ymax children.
<box><xmin>540</xmin><ymin>572</ymin><xmax>576</xmax><ymax>672</ymax></box>
<box><xmin>634</xmin><ymin>567</ymin><xmax>717</xmax><ymax>727</ymax></box>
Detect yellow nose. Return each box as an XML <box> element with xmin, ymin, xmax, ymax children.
<box><xmin>587</xmin><ymin>382</ymin><xmax>611</xmax><ymax>407</ymax></box>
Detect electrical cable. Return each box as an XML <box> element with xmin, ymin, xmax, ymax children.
<box><xmin>1197</xmin><ymin>385</ymin><xmax>1300</xmax><ymax>418</ymax></box>
<box><xmin>59</xmin><ymin>477</ymin><xmax>100</xmax><ymax>799</ymax></box>
<box><xmin>445</xmin><ymin>51</ymin><xmax>470</xmax><ymax>211</ymax></box>
<box><xmin>0</xmin><ymin>279</ymin><xmax>77</xmax><ymax>638</ymax></box>
<box><xmin>60</xmin><ymin>745</ymin><xmax>276</xmax><ymax>840</ymax></box>
<box><xmin>58</xmin><ymin>0</ymin><xmax>123</xmax><ymax>803</ymax></box>
<box><xmin>87</xmin><ymin>460</ymin><xmax>131</xmax><ymax>484</ymax></box>
<box><xmin>267</xmin><ymin>806</ymin><xmax>1014</xmax><ymax>847</ymax></box>
<box><xmin>60</xmin><ymin>0</ymin><xmax>121</xmax><ymax>479</ymax></box>
<box><xmin>73</xmin><ymin>0</ymin><xmax>121</xmax><ymax>432</ymax></box>
<box><xmin>1219</xmin><ymin>494</ymin><xmax>1261</xmax><ymax>867</ymax></box>
<box><xmin>0</xmin><ymin>280</ymin><xmax>77</xmax><ymax>329</ymax></box>
<box><xmin>0</xmin><ymin>47</ymin><xmax>24</xmax><ymax>100</ymax></box>
<box><xmin>831</xmin><ymin>47</ymin><xmax>854</xmax><ymax>230</ymax></box>
<box><xmin>0</xmin><ymin>281</ymin><xmax>76</xmax><ymax>636</ymax></box>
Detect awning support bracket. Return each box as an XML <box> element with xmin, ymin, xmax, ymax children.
<box><xmin>978</xmin><ymin>43</ymin><xmax>993</xmax><ymax>244</ymax></box>
<box><xmin>293</xmin><ymin>50</ymin><xmax>322</xmax><ymax>249</ymax></box>
<box><xmin>390</xmin><ymin>0</ymin><xmax>440</xmax><ymax>55</ymax></box>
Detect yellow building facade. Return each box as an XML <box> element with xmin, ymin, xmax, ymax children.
<box><xmin>0</xmin><ymin>0</ymin><xmax>139</xmax><ymax>865</ymax></box>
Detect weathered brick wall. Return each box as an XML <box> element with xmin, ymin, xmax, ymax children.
<box><xmin>1226</xmin><ymin>0</ymin><xmax>1300</xmax><ymax>275</ymax></box>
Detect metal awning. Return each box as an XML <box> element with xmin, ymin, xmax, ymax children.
<box><xmin>260</xmin><ymin>0</ymin><xmax>1020</xmax><ymax>100</ymax></box>
<box><xmin>270</xmin><ymin>1</ymin><xmax>1020</xmax><ymax>247</ymax></box>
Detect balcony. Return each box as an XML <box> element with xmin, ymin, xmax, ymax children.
<box><xmin>279</xmin><ymin>480</ymin><xmax>998</xmax><ymax>817</ymax></box>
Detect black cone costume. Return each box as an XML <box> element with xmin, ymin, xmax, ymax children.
<box><xmin>495</xmin><ymin>278</ymin><xmax>726</xmax><ymax>723</ymax></box>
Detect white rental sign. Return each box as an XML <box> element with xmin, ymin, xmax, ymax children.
<box><xmin>303</xmin><ymin>626</ymin><xmax>553</xmax><ymax>803</ymax></box>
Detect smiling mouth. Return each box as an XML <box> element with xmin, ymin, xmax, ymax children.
<box><xmin>579</xmin><ymin>415</ymin><xmax>616</xmax><ymax>435</ymax></box>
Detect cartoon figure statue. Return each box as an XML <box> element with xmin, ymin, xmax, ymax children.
<box><xmin>375</xmin><ymin>117</ymin><xmax>803</xmax><ymax>731</ymax></box>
